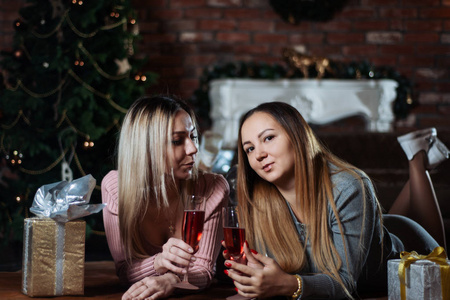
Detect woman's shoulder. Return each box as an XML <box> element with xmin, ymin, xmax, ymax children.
<box><xmin>196</xmin><ymin>172</ymin><xmax>229</xmax><ymax>206</ymax></box>
<box><xmin>330</xmin><ymin>165</ymin><xmax>370</xmax><ymax>190</ymax></box>
<box><xmin>329</xmin><ymin>166</ymin><xmax>377</xmax><ymax>209</ymax></box>
<box><xmin>198</xmin><ymin>172</ymin><xmax>229</xmax><ymax>191</ymax></box>
<box><xmin>101</xmin><ymin>170</ymin><xmax>119</xmax><ymax>212</ymax></box>
<box><xmin>102</xmin><ymin>170</ymin><xmax>118</xmax><ymax>190</ymax></box>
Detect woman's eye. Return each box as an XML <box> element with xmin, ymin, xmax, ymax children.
<box><xmin>245</xmin><ymin>146</ymin><xmax>254</xmax><ymax>154</ymax></box>
<box><xmin>172</xmin><ymin>140</ymin><xmax>182</xmax><ymax>146</ymax></box>
<box><xmin>264</xmin><ymin>135</ymin><xmax>274</xmax><ymax>142</ymax></box>
<box><xmin>191</xmin><ymin>135</ymin><xmax>198</xmax><ymax>142</ymax></box>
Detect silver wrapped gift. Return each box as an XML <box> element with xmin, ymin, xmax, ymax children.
<box><xmin>22</xmin><ymin>174</ymin><xmax>105</xmax><ymax>297</ymax></box>
<box><xmin>388</xmin><ymin>249</ymin><xmax>450</xmax><ymax>300</ymax></box>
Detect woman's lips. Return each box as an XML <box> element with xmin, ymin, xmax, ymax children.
<box><xmin>263</xmin><ymin>162</ymin><xmax>273</xmax><ymax>172</ymax></box>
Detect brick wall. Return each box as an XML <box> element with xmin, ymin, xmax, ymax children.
<box><xmin>1</xmin><ymin>0</ymin><xmax>449</xmax><ymax>131</ymax></box>
<box><xmin>132</xmin><ymin>0</ymin><xmax>450</xmax><ymax>133</ymax></box>
<box><xmin>1</xmin><ymin>0</ymin><xmax>449</xmax><ymax>251</ymax></box>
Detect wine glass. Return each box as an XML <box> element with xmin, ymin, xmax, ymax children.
<box><xmin>173</xmin><ymin>195</ymin><xmax>206</xmax><ymax>290</ymax></box>
<box><xmin>223</xmin><ymin>206</ymin><xmax>249</xmax><ymax>300</ymax></box>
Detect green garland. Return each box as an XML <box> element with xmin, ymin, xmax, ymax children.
<box><xmin>189</xmin><ymin>60</ymin><xmax>415</xmax><ymax>131</ymax></box>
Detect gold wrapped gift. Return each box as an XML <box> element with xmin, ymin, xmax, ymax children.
<box><xmin>22</xmin><ymin>217</ymin><xmax>86</xmax><ymax>297</ymax></box>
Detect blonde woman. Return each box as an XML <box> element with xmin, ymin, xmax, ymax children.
<box><xmin>102</xmin><ymin>95</ymin><xmax>229</xmax><ymax>300</ymax></box>
<box><xmin>223</xmin><ymin>102</ymin><xmax>447</xmax><ymax>299</ymax></box>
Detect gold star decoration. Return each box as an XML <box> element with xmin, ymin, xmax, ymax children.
<box><xmin>114</xmin><ymin>58</ymin><xmax>131</xmax><ymax>75</ymax></box>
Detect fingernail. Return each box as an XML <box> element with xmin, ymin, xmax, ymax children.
<box><xmin>191</xmin><ymin>256</ymin><xmax>196</xmax><ymax>262</ymax></box>
<box><xmin>223</xmin><ymin>249</ymin><xmax>228</xmax><ymax>254</ymax></box>
<box><xmin>225</xmin><ymin>262</ymin><xmax>232</xmax><ymax>267</ymax></box>
<box><xmin>188</xmin><ymin>248</ymin><xmax>194</xmax><ymax>253</ymax></box>
<box><xmin>235</xmin><ymin>288</ymin><xmax>238</xmax><ymax>292</ymax></box>
<box><xmin>224</xmin><ymin>270</ymin><xmax>229</xmax><ymax>275</ymax></box>
<box><xmin>245</xmin><ymin>241</ymin><xmax>249</xmax><ymax>248</ymax></box>
<box><xmin>251</xmin><ymin>249</ymin><xmax>258</xmax><ymax>254</ymax></box>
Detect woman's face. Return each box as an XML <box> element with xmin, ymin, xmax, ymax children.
<box><xmin>167</xmin><ymin>110</ymin><xmax>198</xmax><ymax>181</ymax></box>
<box><xmin>241</xmin><ymin>111</ymin><xmax>295</xmax><ymax>191</ymax></box>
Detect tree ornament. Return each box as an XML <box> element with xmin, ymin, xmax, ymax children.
<box><xmin>126</xmin><ymin>38</ymin><xmax>134</xmax><ymax>56</ymax></box>
<box><xmin>115</xmin><ymin>58</ymin><xmax>131</xmax><ymax>75</ymax></box>
<box><xmin>129</xmin><ymin>18</ymin><xmax>139</xmax><ymax>36</ymax></box>
<box><xmin>61</xmin><ymin>160</ymin><xmax>73</xmax><ymax>182</ymax></box>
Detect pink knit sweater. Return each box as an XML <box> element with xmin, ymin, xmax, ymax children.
<box><xmin>101</xmin><ymin>170</ymin><xmax>229</xmax><ymax>288</ymax></box>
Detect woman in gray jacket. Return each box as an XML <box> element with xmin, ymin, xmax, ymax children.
<box><xmin>222</xmin><ymin>101</ymin><xmax>448</xmax><ymax>299</ymax></box>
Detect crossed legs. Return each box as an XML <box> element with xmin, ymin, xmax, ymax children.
<box><xmin>388</xmin><ymin>150</ymin><xmax>446</xmax><ymax>249</ymax></box>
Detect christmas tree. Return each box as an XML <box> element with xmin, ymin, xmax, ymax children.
<box><xmin>0</xmin><ymin>0</ymin><xmax>156</xmax><ymax>252</ymax></box>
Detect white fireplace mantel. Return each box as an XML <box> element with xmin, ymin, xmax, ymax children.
<box><xmin>209</xmin><ymin>79</ymin><xmax>398</xmax><ymax>148</ymax></box>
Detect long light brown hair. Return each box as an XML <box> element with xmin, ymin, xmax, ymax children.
<box><xmin>117</xmin><ymin>95</ymin><xmax>199</xmax><ymax>261</ymax></box>
<box><xmin>236</xmin><ymin>102</ymin><xmax>382</xmax><ymax>297</ymax></box>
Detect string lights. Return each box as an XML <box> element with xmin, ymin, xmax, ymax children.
<box><xmin>5</xmin><ymin>150</ymin><xmax>23</xmax><ymax>167</ymax></box>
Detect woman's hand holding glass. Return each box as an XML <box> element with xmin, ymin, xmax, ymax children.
<box><xmin>224</xmin><ymin>243</ymin><xmax>295</xmax><ymax>299</ymax></box>
<box><xmin>154</xmin><ymin>237</ymin><xmax>195</xmax><ymax>275</ymax></box>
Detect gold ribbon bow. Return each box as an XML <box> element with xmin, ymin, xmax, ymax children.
<box><xmin>398</xmin><ymin>246</ymin><xmax>450</xmax><ymax>300</ymax></box>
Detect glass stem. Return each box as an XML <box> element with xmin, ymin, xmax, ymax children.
<box><xmin>181</xmin><ymin>262</ymin><xmax>191</xmax><ymax>282</ymax></box>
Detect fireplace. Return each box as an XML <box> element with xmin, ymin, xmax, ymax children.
<box><xmin>209</xmin><ymin>79</ymin><xmax>398</xmax><ymax>148</ymax></box>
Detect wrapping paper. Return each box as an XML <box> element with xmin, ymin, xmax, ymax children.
<box><xmin>30</xmin><ymin>174</ymin><xmax>104</xmax><ymax>222</ymax></box>
<box><xmin>388</xmin><ymin>258</ymin><xmax>450</xmax><ymax>300</ymax></box>
<box><xmin>22</xmin><ymin>218</ymin><xmax>85</xmax><ymax>297</ymax></box>
<box><xmin>21</xmin><ymin>174</ymin><xmax>105</xmax><ymax>297</ymax></box>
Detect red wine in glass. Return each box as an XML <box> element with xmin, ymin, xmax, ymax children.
<box><xmin>223</xmin><ymin>227</ymin><xmax>245</xmax><ymax>260</ymax></box>
<box><xmin>173</xmin><ymin>196</ymin><xmax>206</xmax><ymax>290</ymax></box>
<box><xmin>183</xmin><ymin>210</ymin><xmax>205</xmax><ymax>253</ymax></box>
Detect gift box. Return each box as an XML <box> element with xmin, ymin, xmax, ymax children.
<box><xmin>388</xmin><ymin>247</ymin><xmax>450</xmax><ymax>300</ymax></box>
<box><xmin>21</xmin><ymin>175</ymin><xmax>105</xmax><ymax>297</ymax></box>
<box><xmin>22</xmin><ymin>218</ymin><xmax>86</xmax><ymax>297</ymax></box>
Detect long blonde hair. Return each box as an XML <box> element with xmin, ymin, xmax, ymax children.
<box><xmin>237</xmin><ymin>102</ymin><xmax>382</xmax><ymax>297</ymax></box>
<box><xmin>117</xmin><ymin>95</ymin><xmax>199</xmax><ymax>261</ymax></box>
